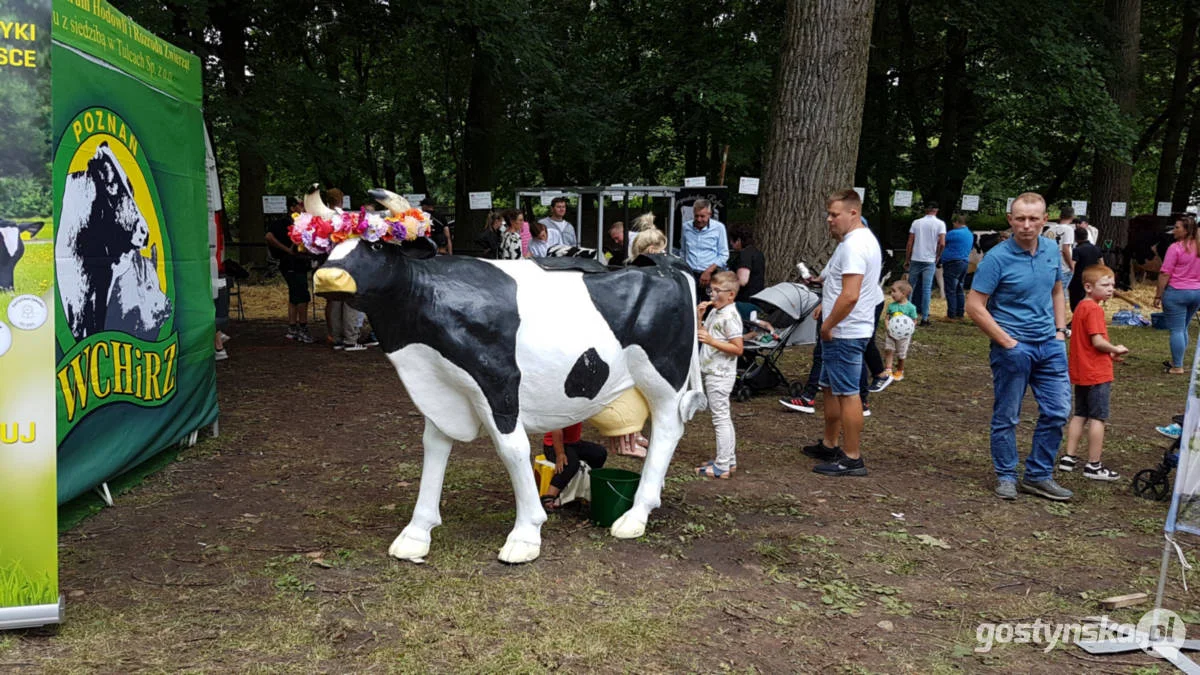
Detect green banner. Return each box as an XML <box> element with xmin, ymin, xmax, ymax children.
<box><xmin>51</xmin><ymin>0</ymin><xmax>216</xmax><ymax>504</ymax></box>
<box><xmin>50</xmin><ymin>0</ymin><xmax>199</xmax><ymax>107</ymax></box>
<box><xmin>0</xmin><ymin>0</ymin><xmax>60</xmax><ymax>628</ymax></box>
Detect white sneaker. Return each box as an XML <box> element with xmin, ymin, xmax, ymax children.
<box><xmin>1083</xmin><ymin>462</ymin><xmax>1120</xmax><ymax>481</ymax></box>
<box><xmin>214</xmin><ymin>349</ymin><xmax>228</xmax><ymax>361</ymax></box>
<box><xmin>344</xmin><ymin>343</ymin><xmax>368</xmax><ymax>352</ymax></box>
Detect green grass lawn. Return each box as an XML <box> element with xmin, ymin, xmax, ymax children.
<box><xmin>0</xmin><ymin>240</ymin><xmax>52</xmax><ymax>318</ymax></box>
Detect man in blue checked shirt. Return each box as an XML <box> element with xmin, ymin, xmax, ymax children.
<box><xmin>680</xmin><ymin>199</ymin><xmax>729</xmax><ymax>297</ymax></box>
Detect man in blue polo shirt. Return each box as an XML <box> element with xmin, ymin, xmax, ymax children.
<box><xmin>966</xmin><ymin>192</ymin><xmax>1072</xmax><ymax>502</ymax></box>
<box><xmin>681</xmin><ymin>199</ymin><xmax>728</xmax><ymax>295</ymax></box>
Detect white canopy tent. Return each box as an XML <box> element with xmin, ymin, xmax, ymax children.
<box><xmin>514</xmin><ymin>186</ymin><xmax>681</xmax><ymax>251</ymax></box>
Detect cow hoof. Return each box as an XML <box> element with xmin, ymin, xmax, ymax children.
<box><xmin>610</xmin><ymin>512</ymin><xmax>647</xmax><ymax>539</ymax></box>
<box><xmin>498</xmin><ymin>539</ymin><xmax>541</xmax><ymax>564</ymax></box>
<box><xmin>388</xmin><ymin>528</ymin><xmax>431</xmax><ymax>561</ymax></box>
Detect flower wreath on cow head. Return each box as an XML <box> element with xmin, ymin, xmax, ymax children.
<box><xmin>288</xmin><ymin>184</ymin><xmax>434</xmax><ymax>255</ymax></box>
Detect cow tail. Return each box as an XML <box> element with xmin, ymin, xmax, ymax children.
<box><xmin>678</xmin><ymin>271</ymin><xmax>708</xmax><ymax>421</ymax></box>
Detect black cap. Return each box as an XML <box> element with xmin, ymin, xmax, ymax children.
<box><xmin>420</xmin><ymin>196</ymin><xmax>435</xmax><ymax>207</ymax></box>
<box><xmin>924</xmin><ymin>201</ymin><xmax>939</xmax><ymax>211</ymax></box>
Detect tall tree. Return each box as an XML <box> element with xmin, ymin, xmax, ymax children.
<box><xmin>1090</xmin><ymin>0</ymin><xmax>1142</xmax><ymax>246</ymax></box>
<box><xmin>1157</xmin><ymin>1</ymin><xmax>1199</xmax><ymax>207</ymax></box>
<box><xmin>756</xmin><ymin>0</ymin><xmax>875</xmax><ymax>282</ymax></box>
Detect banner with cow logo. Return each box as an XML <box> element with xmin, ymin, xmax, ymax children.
<box><xmin>51</xmin><ymin>0</ymin><xmax>216</xmax><ymax>503</ymax></box>
<box><xmin>0</xmin><ymin>0</ymin><xmax>61</xmax><ymax>629</ymax></box>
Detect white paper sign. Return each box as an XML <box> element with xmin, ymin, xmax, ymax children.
<box><xmin>1071</xmin><ymin>200</ymin><xmax>1088</xmax><ymax>216</ymax></box>
<box><xmin>1158</xmin><ymin>201</ymin><xmax>1174</xmax><ymax>217</ymax></box>
<box><xmin>892</xmin><ymin>190</ymin><xmax>913</xmax><ymax>207</ymax></box>
<box><xmin>404</xmin><ymin>193</ymin><xmax>425</xmax><ymax>205</ymax></box>
<box><xmin>738</xmin><ymin>177</ymin><xmax>760</xmax><ymax>195</ymax></box>
<box><xmin>1110</xmin><ymin>201</ymin><xmax>1127</xmax><ymax>217</ymax></box>
<box><xmin>960</xmin><ymin>195</ymin><xmax>980</xmax><ymax>211</ymax></box>
<box><xmin>468</xmin><ymin>191</ymin><xmax>493</xmax><ymax>210</ymax></box>
<box><xmin>1006</xmin><ymin>198</ymin><xmax>1015</xmax><ymax>213</ymax></box>
<box><xmin>341</xmin><ymin>195</ymin><xmax>351</xmax><ymax>210</ymax></box>
<box><xmin>854</xmin><ymin>187</ymin><xmax>866</xmax><ymax>202</ymax></box>
<box><xmin>539</xmin><ymin>191</ymin><xmax>562</xmax><ymax>207</ymax></box>
<box><xmin>262</xmin><ymin>195</ymin><xmax>287</xmax><ymax>214</ymax></box>
<box><xmin>684</xmin><ymin>176</ymin><xmax>706</xmax><ymax>188</ymax></box>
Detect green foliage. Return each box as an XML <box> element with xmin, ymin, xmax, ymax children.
<box><xmin>0</xmin><ymin>176</ymin><xmax>51</xmax><ymax>218</ymax></box>
<box><xmin>101</xmin><ymin>0</ymin><xmax>1194</xmax><ymax>245</ymax></box>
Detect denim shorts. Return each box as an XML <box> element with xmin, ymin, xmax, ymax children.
<box><xmin>818</xmin><ymin>337</ymin><xmax>870</xmax><ymax>396</ymax></box>
<box><xmin>1073</xmin><ymin>382</ymin><xmax>1111</xmax><ymax>421</ymax></box>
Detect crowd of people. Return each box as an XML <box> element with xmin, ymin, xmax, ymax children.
<box><xmin>261</xmin><ymin>184</ymin><xmax>1200</xmax><ymax>505</ymax></box>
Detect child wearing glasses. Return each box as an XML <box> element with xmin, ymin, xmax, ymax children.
<box><xmin>695</xmin><ymin>271</ymin><xmax>745</xmax><ymax>478</ymax></box>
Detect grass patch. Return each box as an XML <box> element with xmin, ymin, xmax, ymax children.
<box><xmin>0</xmin><ymin>558</ymin><xmax>55</xmax><ymax>606</ymax></box>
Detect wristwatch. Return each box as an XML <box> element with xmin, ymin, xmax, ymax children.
<box><xmin>1056</xmin><ymin>327</ymin><xmax>1071</xmax><ymax>338</ymax></box>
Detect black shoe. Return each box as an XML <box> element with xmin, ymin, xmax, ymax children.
<box><xmin>801</xmin><ymin>440</ymin><xmax>839</xmax><ymax>462</ymax></box>
<box><xmin>813</xmin><ymin>450</ymin><xmax>868</xmax><ymax>477</ymax></box>
<box><xmin>919</xmin><ymin>319</ymin><xmax>932</xmax><ymax>327</ymax></box>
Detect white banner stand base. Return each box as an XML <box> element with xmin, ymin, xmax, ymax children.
<box><xmin>0</xmin><ymin>597</ymin><xmax>63</xmax><ymax>631</ymax></box>
<box><xmin>1077</xmin><ymin>617</ymin><xmax>1200</xmax><ymax>673</ymax></box>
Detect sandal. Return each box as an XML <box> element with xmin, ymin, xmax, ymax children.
<box><xmin>1166</xmin><ymin>366</ymin><xmax>1187</xmax><ymax>375</ymax></box>
<box><xmin>695</xmin><ymin>462</ymin><xmax>733</xmax><ymax>479</ymax></box>
<box><xmin>541</xmin><ymin>494</ymin><xmax>560</xmax><ymax>511</ymax></box>
<box><xmin>700</xmin><ymin>459</ymin><xmax>736</xmax><ymax>473</ymax></box>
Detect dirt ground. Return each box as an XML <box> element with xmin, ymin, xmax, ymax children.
<box><xmin>2</xmin><ymin>281</ymin><xmax>1197</xmax><ymax>674</ymax></box>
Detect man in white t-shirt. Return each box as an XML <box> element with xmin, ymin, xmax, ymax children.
<box><xmin>802</xmin><ymin>188</ymin><xmax>883</xmax><ymax>478</ymax></box>
<box><xmin>1045</xmin><ymin>206</ymin><xmax>1076</xmax><ymax>286</ymax></box>
<box><xmin>538</xmin><ymin>197</ymin><xmax>577</xmax><ymax>247</ymax></box>
<box><xmin>904</xmin><ymin>201</ymin><xmax>946</xmax><ymax>325</ymax></box>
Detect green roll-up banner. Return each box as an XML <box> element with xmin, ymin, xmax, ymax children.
<box><xmin>51</xmin><ymin>0</ymin><xmax>216</xmax><ymax>504</ymax></box>
<box><xmin>0</xmin><ymin>0</ymin><xmax>60</xmax><ymax>630</ymax></box>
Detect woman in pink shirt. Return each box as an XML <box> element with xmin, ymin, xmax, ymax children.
<box><xmin>1154</xmin><ymin>216</ymin><xmax>1200</xmax><ymax>373</ymax></box>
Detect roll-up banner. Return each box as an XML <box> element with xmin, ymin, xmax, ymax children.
<box><xmin>0</xmin><ymin>0</ymin><xmax>60</xmax><ymax>630</ymax></box>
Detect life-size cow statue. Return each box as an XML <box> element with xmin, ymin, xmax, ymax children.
<box><xmin>0</xmin><ymin>219</ymin><xmax>44</xmax><ymax>292</ymax></box>
<box><xmin>306</xmin><ymin>186</ymin><xmax>706</xmax><ymax>564</ymax></box>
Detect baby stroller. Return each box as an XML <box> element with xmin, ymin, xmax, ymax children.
<box><xmin>732</xmin><ymin>282</ymin><xmax>821</xmax><ymax>402</ymax></box>
<box><xmin>1132</xmin><ymin>414</ymin><xmax>1183</xmax><ymax>501</ymax></box>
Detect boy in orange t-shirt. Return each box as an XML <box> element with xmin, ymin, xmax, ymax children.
<box><xmin>1058</xmin><ymin>265</ymin><xmax>1129</xmax><ymax>481</ymax></box>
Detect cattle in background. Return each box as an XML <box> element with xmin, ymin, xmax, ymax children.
<box><xmin>56</xmin><ymin>142</ymin><xmax>150</xmax><ymax>338</ymax></box>
<box><xmin>105</xmin><ymin>244</ymin><xmax>170</xmax><ymax>340</ymax></box>
<box><xmin>0</xmin><ymin>219</ymin><xmax>44</xmax><ymax>292</ymax></box>
<box><xmin>312</xmin><ymin>187</ymin><xmax>706</xmax><ymax>564</ymax></box>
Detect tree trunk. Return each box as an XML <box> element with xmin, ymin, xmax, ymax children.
<box><xmin>1156</xmin><ymin>2</ymin><xmax>1199</xmax><ymax>204</ymax></box>
<box><xmin>405</xmin><ymin>132</ymin><xmax>427</xmax><ymax>195</ymax></box>
<box><xmin>214</xmin><ymin>3</ymin><xmax>268</xmax><ymax>265</ymax></box>
<box><xmin>1174</xmin><ymin>94</ymin><xmax>1200</xmax><ymax>210</ymax></box>
<box><xmin>1044</xmin><ymin>137</ymin><xmax>1086</xmax><ymax>205</ymax></box>
<box><xmin>755</xmin><ymin>0</ymin><xmax>876</xmax><ymax>282</ymax></box>
<box><xmin>457</xmin><ymin>40</ymin><xmax>504</xmax><ymax>241</ymax></box>
<box><xmin>1089</xmin><ymin>0</ymin><xmax>1141</xmax><ymax>247</ymax></box>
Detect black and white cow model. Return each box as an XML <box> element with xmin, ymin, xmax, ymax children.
<box><xmin>313</xmin><ymin>188</ymin><xmax>706</xmax><ymax>564</ymax></box>
<box><xmin>0</xmin><ymin>219</ymin><xmax>44</xmax><ymax>292</ymax></box>
<box><xmin>56</xmin><ymin>142</ymin><xmax>151</xmax><ymax>339</ymax></box>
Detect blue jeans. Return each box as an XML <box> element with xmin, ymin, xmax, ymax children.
<box><xmin>1163</xmin><ymin>286</ymin><xmax>1200</xmax><ymax>368</ymax></box>
<box><xmin>909</xmin><ymin>261</ymin><xmax>935</xmax><ymax>321</ymax></box>
<box><xmin>819</xmin><ymin>337</ymin><xmax>871</xmax><ymax>396</ymax></box>
<box><xmin>988</xmin><ymin>340</ymin><xmax>1070</xmax><ymax>483</ymax></box>
<box><xmin>942</xmin><ymin>259</ymin><xmax>968</xmax><ymax>318</ymax></box>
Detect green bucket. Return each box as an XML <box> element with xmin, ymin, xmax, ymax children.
<box><xmin>589</xmin><ymin>468</ymin><xmax>641</xmax><ymax>527</ymax></box>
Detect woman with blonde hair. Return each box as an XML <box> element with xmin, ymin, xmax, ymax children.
<box><xmin>630</xmin><ymin>227</ymin><xmax>667</xmax><ymax>258</ymax></box>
